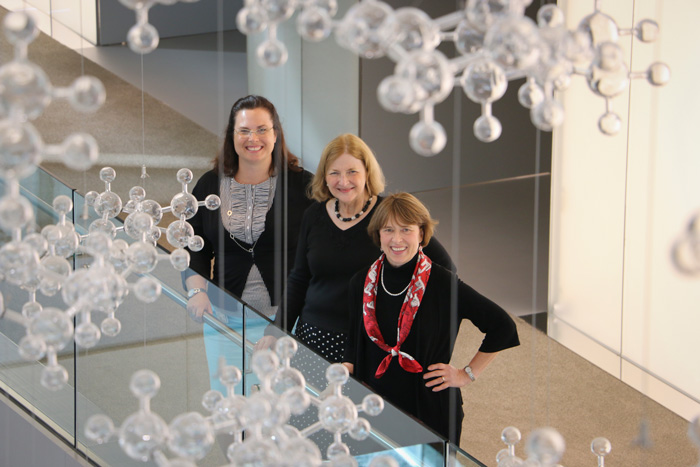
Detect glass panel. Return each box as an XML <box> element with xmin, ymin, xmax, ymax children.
<box><xmin>0</xmin><ymin>168</ymin><xmax>77</xmax><ymax>444</ymax></box>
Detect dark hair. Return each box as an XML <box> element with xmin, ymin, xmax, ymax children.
<box><xmin>213</xmin><ymin>95</ymin><xmax>300</xmax><ymax>176</ymax></box>
<box><xmin>368</xmin><ymin>192</ymin><xmax>437</xmax><ymax>247</ymax></box>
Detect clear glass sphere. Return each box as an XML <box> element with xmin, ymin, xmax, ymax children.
<box><xmin>334</xmin><ymin>0</ymin><xmax>396</xmax><ymax>59</ymax></box>
<box><xmin>29</xmin><ymin>307</ymin><xmax>73</xmax><ymax>350</ymax></box>
<box><xmin>3</xmin><ymin>11</ymin><xmax>39</xmax><ymax>45</ymax></box>
<box><xmin>275</xmin><ymin>336</ymin><xmax>298</xmax><ymax>360</ymax></box>
<box><xmin>228</xmin><ymin>439</ymin><xmax>278</xmax><ymax>465</ymax></box>
<box><xmin>586</xmin><ymin>43</ymin><xmax>629</xmax><ymax>98</ymax></box>
<box><xmin>465</xmin><ymin>0</ymin><xmax>518</xmax><ymax>34</ymax></box>
<box><xmin>62</xmin><ymin>266</ymin><xmax>128</xmax><ymax>313</ymax></box>
<box><xmin>126</xmin><ymin>241</ymin><xmax>158</xmax><ymax>273</ymax></box>
<box><xmin>326</xmin><ymin>441</ymin><xmax>350</xmax><ymax>460</ymax></box>
<box><xmin>118</xmin><ymin>411</ymin><xmax>168</xmax><ymax>461</ymax></box>
<box><xmin>282</xmin><ymin>386</ymin><xmax>310</xmax><ymax>415</ymax></box>
<box><xmin>279</xmin><ymin>437</ymin><xmax>321</xmax><ymax>466</ymax></box>
<box><xmin>474</xmin><ymin>114</ymin><xmax>502</xmax><ymax>143</ymax></box>
<box><xmin>498</xmin><ymin>456</ymin><xmax>524</xmax><ymax>467</ymax></box>
<box><xmin>94</xmin><ymin>191</ymin><xmax>123</xmax><ymax>219</ymax></box>
<box><xmin>99</xmin><ymin>166</ymin><xmax>116</xmax><ymax>183</ymax></box>
<box><xmin>75</xmin><ymin>321</ymin><xmax>101</xmax><ymax>348</ymax></box>
<box><xmin>170</xmin><ymin>192</ymin><xmax>198</xmax><ymax>219</ymax></box>
<box><xmin>484</xmin><ymin>15</ymin><xmax>541</xmax><ymax>71</ymax></box>
<box><xmin>396</xmin><ymin>50</ymin><xmax>453</xmax><ymax>104</ymax></box>
<box><xmin>236</xmin><ymin>5</ymin><xmax>268</xmax><ymax>35</ymax></box>
<box><xmin>169</xmin><ymin>248</ymin><xmax>190</xmax><ymax>271</ymax></box>
<box><xmin>127</xmin><ymin>22</ymin><xmax>160</xmax><ymax>54</ymax></box>
<box><xmin>134</xmin><ymin>276</ymin><xmax>161</xmax><ymax>303</ymax></box>
<box><xmin>127</xmin><ymin>186</ymin><xmax>145</xmax><ymax>203</ymax></box>
<box><xmin>217</xmin><ymin>363</ymin><xmax>241</xmax><ymax>388</ymax></box>
<box><xmin>130</xmin><ymin>369</ymin><xmax>160</xmax><ymax>397</ymax></box>
<box><xmin>176</xmin><ymin>168</ymin><xmax>193</xmax><ymax>184</ymax></box>
<box><xmin>183</xmin><ymin>235</ymin><xmax>201</xmax><ymax>253</ymax></box>
<box><xmin>201</xmin><ymin>390</ymin><xmax>223</xmax><ymax>412</ymax></box>
<box><xmin>69</xmin><ymin>76</ymin><xmax>106</xmax><ymax>113</ymax></box>
<box><xmin>377</xmin><ymin>75</ymin><xmax>421</xmax><ymax>114</ymax></box>
<box><xmin>23</xmin><ymin>232</ymin><xmax>47</xmax><ymax>256</ymax></box>
<box><xmin>455</xmin><ymin>19</ymin><xmax>484</xmax><ymax>55</ymax></box>
<box><xmin>39</xmin><ymin>255</ymin><xmax>70</xmax><ymax>296</ymax></box>
<box><xmin>0</xmin><ymin>241</ymin><xmax>40</xmax><ymax>287</ymax></box>
<box><xmin>101</xmin><ymin>316</ymin><xmax>122</xmax><ymax>337</ymax></box>
<box><xmin>260</xmin><ymin>0</ymin><xmax>296</xmax><ymax>23</ymax></box>
<box><xmin>577</xmin><ymin>11</ymin><xmax>619</xmax><ymax>46</ymax></box>
<box><xmin>166</xmin><ymin>220</ymin><xmax>194</xmax><ymax>249</ymax></box>
<box><xmin>502</xmin><ymin>426</ymin><xmax>522</xmax><ymax>445</ymax></box>
<box><xmin>326</xmin><ymin>363</ymin><xmax>349</xmax><ymax>384</ymax></box>
<box><xmin>110</xmin><ymin>239</ymin><xmax>130</xmax><ymax>273</ymax></box>
<box><xmin>362</xmin><ymin>394</ymin><xmax>384</xmax><ymax>416</ymax></box>
<box><xmin>52</xmin><ymin>195</ymin><xmax>72</xmax><ymax>215</ymax></box>
<box><xmin>85</xmin><ymin>190</ymin><xmax>99</xmax><ymax>206</ymax></box>
<box><xmin>21</xmin><ymin>300</ymin><xmax>43</xmax><ymax>320</ymax></box>
<box><xmin>461</xmin><ymin>58</ymin><xmax>507</xmax><ymax>104</ymax></box>
<box><xmin>394</xmin><ymin>7</ymin><xmax>440</xmax><ymax>52</ymax></box>
<box><xmin>635</xmin><ymin>19</ymin><xmax>659</xmax><ymax>43</ymax></box>
<box><xmin>272</xmin><ymin>367</ymin><xmax>305</xmax><ymax>395</ymax></box>
<box><xmin>168</xmin><ymin>412</ymin><xmax>214</xmax><ymax>460</ymax></box>
<box><xmin>0</xmin><ymin>61</ymin><xmax>53</xmax><ymax>120</ymax></box>
<box><xmin>525</xmin><ymin>427</ymin><xmax>565</xmax><ymax>464</ymax></box>
<box><xmin>85</xmin><ymin>414</ymin><xmax>115</xmax><ymax>444</ymax></box>
<box><xmin>518</xmin><ymin>80</ymin><xmax>544</xmax><ymax>109</ymax></box>
<box><xmin>213</xmin><ymin>395</ymin><xmax>248</xmax><ymax>430</ymax></box>
<box><xmin>60</xmin><ymin>132</ymin><xmax>99</xmax><ymax>171</ymax></box>
<box><xmin>297</xmin><ymin>6</ymin><xmax>332</xmax><ymax>42</ymax></box>
<box><xmin>598</xmin><ymin>112</ymin><xmax>621</xmax><ymax>135</ymax></box>
<box><xmin>203</xmin><ymin>194</ymin><xmax>220</xmax><ymax>211</ymax></box>
<box><xmin>18</xmin><ymin>334</ymin><xmax>46</xmax><ymax>360</ymax></box>
<box><xmin>141</xmin><ymin>199</ymin><xmax>163</xmax><ymax>224</ymax></box>
<box><xmin>349</xmin><ymin>417</ymin><xmax>371</xmax><ymax>440</ymax></box>
<box><xmin>256</xmin><ymin>38</ymin><xmax>289</xmax><ymax>68</ymax></box>
<box><xmin>52</xmin><ymin>224</ymin><xmax>80</xmax><ymax>258</ymax></box>
<box><xmin>0</xmin><ymin>195</ymin><xmax>33</xmax><ymax>231</ymax></box>
<box><xmin>409</xmin><ymin>119</ymin><xmax>447</xmax><ymax>157</ymax></box>
<box><xmin>251</xmin><ymin>349</ymin><xmax>280</xmax><ymax>378</ymax></box>
<box><xmin>0</xmin><ymin>121</ymin><xmax>42</xmax><ymax>180</ymax></box>
<box><xmin>537</xmin><ymin>4</ymin><xmax>564</xmax><ymax>28</ymax></box>
<box><xmin>89</xmin><ymin>218</ymin><xmax>117</xmax><ymax>239</ymax></box>
<box><xmin>308</xmin><ymin>0</ymin><xmax>338</xmax><ymax>16</ymax></box>
<box><xmin>319</xmin><ymin>395</ymin><xmax>357</xmax><ymax>432</ymax></box>
<box><xmin>647</xmin><ymin>62</ymin><xmax>671</xmax><ymax>86</ymax></box>
<box><xmin>41</xmin><ymin>364</ymin><xmax>69</xmax><ymax>391</ymax></box>
<box><xmin>590</xmin><ymin>437</ymin><xmax>612</xmax><ymax>456</ymax></box>
<box><xmin>530</xmin><ymin>99</ymin><xmax>565</xmax><ymax>131</ymax></box>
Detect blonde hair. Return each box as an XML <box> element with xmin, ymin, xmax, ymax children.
<box><xmin>309</xmin><ymin>133</ymin><xmax>385</xmax><ymax>202</ymax></box>
<box><xmin>367</xmin><ymin>192</ymin><xmax>437</xmax><ymax>247</ymax></box>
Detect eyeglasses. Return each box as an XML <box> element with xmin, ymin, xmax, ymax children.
<box><xmin>234</xmin><ymin>128</ymin><xmax>272</xmax><ymax>138</ymax></box>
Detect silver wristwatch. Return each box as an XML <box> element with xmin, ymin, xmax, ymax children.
<box><xmin>463</xmin><ymin>365</ymin><xmax>476</xmax><ymax>382</ymax></box>
<box><xmin>187</xmin><ymin>287</ymin><xmax>206</xmax><ymax>299</ymax></box>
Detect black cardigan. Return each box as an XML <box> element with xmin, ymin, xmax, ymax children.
<box><xmin>183</xmin><ymin>167</ymin><xmax>313</xmax><ymax>306</ymax></box>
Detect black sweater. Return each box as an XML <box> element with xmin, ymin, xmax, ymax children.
<box><xmin>278</xmin><ymin>197</ymin><xmax>455</xmax><ymax>333</ymax></box>
<box><xmin>184</xmin><ymin>168</ymin><xmax>313</xmax><ymax>306</ymax></box>
<box><xmin>345</xmin><ymin>254</ymin><xmax>520</xmax><ymax>443</ymax></box>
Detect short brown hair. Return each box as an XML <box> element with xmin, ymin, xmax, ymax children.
<box><xmin>368</xmin><ymin>192</ymin><xmax>437</xmax><ymax>247</ymax></box>
<box><xmin>309</xmin><ymin>134</ymin><xmax>385</xmax><ymax>202</ymax></box>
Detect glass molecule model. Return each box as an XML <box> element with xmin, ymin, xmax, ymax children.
<box><xmin>234</xmin><ymin>0</ymin><xmax>670</xmax><ymax>156</ymax></box>
<box><xmin>672</xmin><ymin>212</ymin><xmax>700</xmax><ymax>276</ymax></box>
<box><xmin>495</xmin><ymin>426</ymin><xmax>613</xmax><ymax>467</ymax></box>
<box><xmin>84</xmin><ymin>336</ymin><xmax>393</xmax><ymax>466</ymax></box>
<box><xmin>118</xmin><ymin>0</ymin><xmax>202</xmax><ymax>54</ymax></box>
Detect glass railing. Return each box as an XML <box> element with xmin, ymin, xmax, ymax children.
<box><xmin>0</xmin><ymin>166</ymin><xmax>484</xmax><ymax>467</ymax></box>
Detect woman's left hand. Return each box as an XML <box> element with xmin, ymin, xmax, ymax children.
<box><xmin>423</xmin><ymin>363</ymin><xmax>471</xmax><ymax>392</ymax></box>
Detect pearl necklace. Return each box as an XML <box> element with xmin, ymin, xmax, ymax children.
<box><xmin>380</xmin><ymin>264</ymin><xmax>411</xmax><ymax>297</ymax></box>
<box><xmin>335</xmin><ymin>196</ymin><xmax>372</xmax><ymax>222</ymax></box>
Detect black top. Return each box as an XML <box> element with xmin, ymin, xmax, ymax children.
<box><xmin>278</xmin><ymin>196</ymin><xmax>455</xmax><ymax>333</ymax></box>
<box><xmin>183</xmin><ymin>168</ymin><xmax>313</xmax><ymax>306</ymax></box>
<box><xmin>344</xmin><ymin>254</ymin><xmax>520</xmax><ymax>443</ymax></box>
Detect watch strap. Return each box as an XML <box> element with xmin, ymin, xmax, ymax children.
<box><xmin>187</xmin><ymin>287</ymin><xmax>206</xmax><ymax>299</ymax></box>
<box><xmin>464</xmin><ymin>365</ymin><xmax>476</xmax><ymax>382</ymax></box>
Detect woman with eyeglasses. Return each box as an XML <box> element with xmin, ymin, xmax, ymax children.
<box><xmin>183</xmin><ymin>95</ymin><xmax>313</xmax><ymax>392</ymax></box>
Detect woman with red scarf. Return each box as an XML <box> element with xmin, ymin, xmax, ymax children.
<box><xmin>343</xmin><ymin>193</ymin><xmax>519</xmax><ymax>444</ymax></box>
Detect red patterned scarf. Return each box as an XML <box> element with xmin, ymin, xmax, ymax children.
<box><xmin>362</xmin><ymin>249</ymin><xmax>432</xmax><ymax>378</ymax></box>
